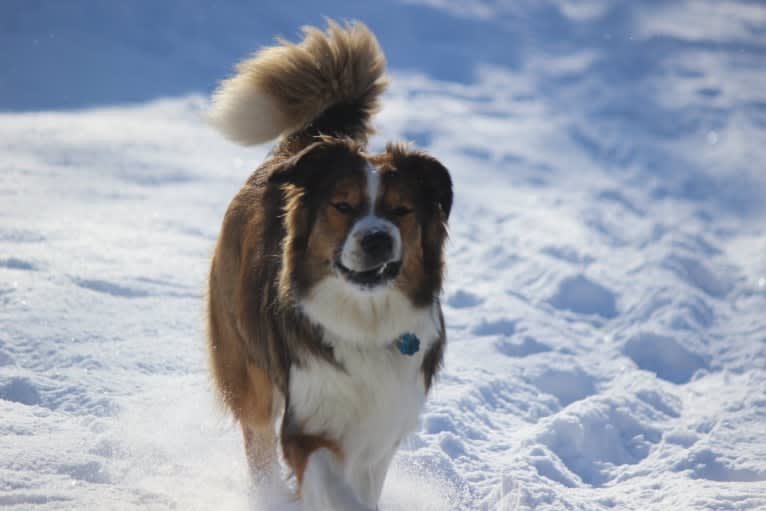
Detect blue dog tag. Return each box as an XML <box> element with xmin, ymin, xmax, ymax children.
<box><xmin>397</xmin><ymin>333</ymin><xmax>420</xmax><ymax>356</ymax></box>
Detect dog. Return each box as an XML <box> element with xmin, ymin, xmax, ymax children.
<box><xmin>206</xmin><ymin>20</ymin><xmax>452</xmax><ymax>510</ymax></box>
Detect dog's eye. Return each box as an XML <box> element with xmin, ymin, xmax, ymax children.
<box><xmin>390</xmin><ymin>206</ymin><xmax>412</xmax><ymax>217</ymax></box>
<box><xmin>333</xmin><ymin>202</ymin><xmax>354</xmax><ymax>214</ymax></box>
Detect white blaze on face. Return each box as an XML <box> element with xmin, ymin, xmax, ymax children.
<box><xmin>339</xmin><ymin>163</ymin><xmax>402</xmax><ymax>272</ymax></box>
<box><xmin>366</xmin><ymin>161</ymin><xmax>380</xmax><ymax>213</ymax></box>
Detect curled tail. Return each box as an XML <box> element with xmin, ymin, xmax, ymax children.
<box><xmin>209</xmin><ymin>20</ymin><xmax>388</xmax><ymax>146</ymax></box>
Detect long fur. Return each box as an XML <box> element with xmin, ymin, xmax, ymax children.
<box><xmin>208</xmin><ymin>20</ymin><xmax>388</xmax><ymax>146</ymax></box>
<box><xmin>206</xmin><ymin>19</ymin><xmax>452</xmax><ymax>510</ymax></box>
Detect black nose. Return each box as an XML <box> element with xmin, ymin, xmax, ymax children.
<box><xmin>361</xmin><ymin>231</ymin><xmax>393</xmax><ymax>259</ymax></box>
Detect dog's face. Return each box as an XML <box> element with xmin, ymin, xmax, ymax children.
<box><xmin>271</xmin><ymin>139</ymin><xmax>451</xmax><ymax>343</ymax></box>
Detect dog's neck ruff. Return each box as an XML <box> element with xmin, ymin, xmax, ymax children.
<box><xmin>396</xmin><ymin>333</ymin><xmax>420</xmax><ymax>356</ymax></box>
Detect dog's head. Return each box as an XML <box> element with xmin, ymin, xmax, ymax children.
<box><xmin>270</xmin><ymin>138</ymin><xmax>452</xmax><ymax>344</ymax></box>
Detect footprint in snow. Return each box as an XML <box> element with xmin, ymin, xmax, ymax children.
<box><xmin>0</xmin><ymin>258</ymin><xmax>38</xmax><ymax>271</ymax></box>
<box><xmin>446</xmin><ymin>289</ymin><xmax>484</xmax><ymax>309</ymax></box>
<box><xmin>74</xmin><ymin>278</ymin><xmax>150</xmax><ymax>298</ymax></box>
<box><xmin>623</xmin><ymin>332</ymin><xmax>708</xmax><ymax>384</ymax></box>
<box><xmin>548</xmin><ymin>274</ymin><xmax>618</xmax><ymax>319</ymax></box>
<box><xmin>0</xmin><ymin>350</ymin><xmax>14</xmax><ymax>366</ymax></box>
<box><xmin>495</xmin><ymin>336</ymin><xmax>552</xmax><ymax>358</ymax></box>
<box><xmin>0</xmin><ymin>377</ymin><xmax>41</xmax><ymax>406</ymax></box>
<box><xmin>673</xmin><ymin>448</ymin><xmax>766</xmax><ymax>483</ymax></box>
<box><xmin>662</xmin><ymin>255</ymin><xmax>730</xmax><ymax>298</ymax></box>
<box><xmin>528</xmin><ymin>366</ymin><xmax>596</xmax><ymax>407</ymax></box>
<box><xmin>541</xmin><ymin>245</ymin><xmax>594</xmax><ymax>265</ymax></box>
<box><xmin>473</xmin><ymin>318</ymin><xmax>516</xmax><ymax>337</ymax></box>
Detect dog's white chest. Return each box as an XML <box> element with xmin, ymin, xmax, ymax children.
<box><xmin>289</xmin><ymin>343</ymin><xmax>427</xmax><ymax>472</ymax></box>
<box><xmin>290</xmin><ymin>344</ymin><xmax>426</xmax><ymax>460</ymax></box>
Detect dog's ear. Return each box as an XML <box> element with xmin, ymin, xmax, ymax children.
<box><xmin>268</xmin><ymin>139</ymin><xmax>361</xmax><ymax>187</ymax></box>
<box><xmin>386</xmin><ymin>144</ymin><xmax>453</xmax><ymax>220</ymax></box>
<box><xmin>416</xmin><ymin>154</ymin><xmax>453</xmax><ymax>220</ymax></box>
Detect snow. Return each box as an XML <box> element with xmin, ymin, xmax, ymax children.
<box><xmin>1</xmin><ymin>1</ymin><xmax>765</xmax><ymax>510</ymax></box>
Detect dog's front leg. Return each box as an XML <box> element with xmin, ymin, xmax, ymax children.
<box><xmin>302</xmin><ymin>448</ymin><xmax>373</xmax><ymax>511</ymax></box>
<box><xmin>367</xmin><ymin>449</ymin><xmax>397</xmax><ymax>508</ymax></box>
<box><xmin>350</xmin><ymin>449</ymin><xmax>396</xmax><ymax>509</ymax></box>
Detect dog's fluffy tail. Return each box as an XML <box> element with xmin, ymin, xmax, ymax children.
<box><xmin>209</xmin><ymin>20</ymin><xmax>388</xmax><ymax>146</ymax></box>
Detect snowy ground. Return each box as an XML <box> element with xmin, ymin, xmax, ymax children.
<box><xmin>2</xmin><ymin>1</ymin><xmax>766</xmax><ymax>510</ymax></box>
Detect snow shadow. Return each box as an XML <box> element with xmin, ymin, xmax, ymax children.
<box><xmin>5</xmin><ymin>1</ymin><xmax>764</xmax><ymax>213</ymax></box>
<box><xmin>1</xmin><ymin>0</ymin><xmax>513</xmax><ymax>111</ymax></box>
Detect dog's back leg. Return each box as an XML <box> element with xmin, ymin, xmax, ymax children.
<box><xmin>240</xmin><ymin>363</ymin><xmax>281</xmax><ymax>480</ymax></box>
<box><xmin>208</xmin><ymin>246</ymin><xmax>280</xmax><ymax>482</ymax></box>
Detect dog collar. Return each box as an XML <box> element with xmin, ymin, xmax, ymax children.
<box><xmin>397</xmin><ymin>333</ymin><xmax>420</xmax><ymax>356</ymax></box>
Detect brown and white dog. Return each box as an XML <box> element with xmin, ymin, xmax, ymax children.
<box><xmin>206</xmin><ymin>20</ymin><xmax>452</xmax><ymax>510</ymax></box>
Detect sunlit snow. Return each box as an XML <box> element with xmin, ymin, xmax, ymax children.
<box><xmin>1</xmin><ymin>1</ymin><xmax>765</xmax><ymax>510</ymax></box>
